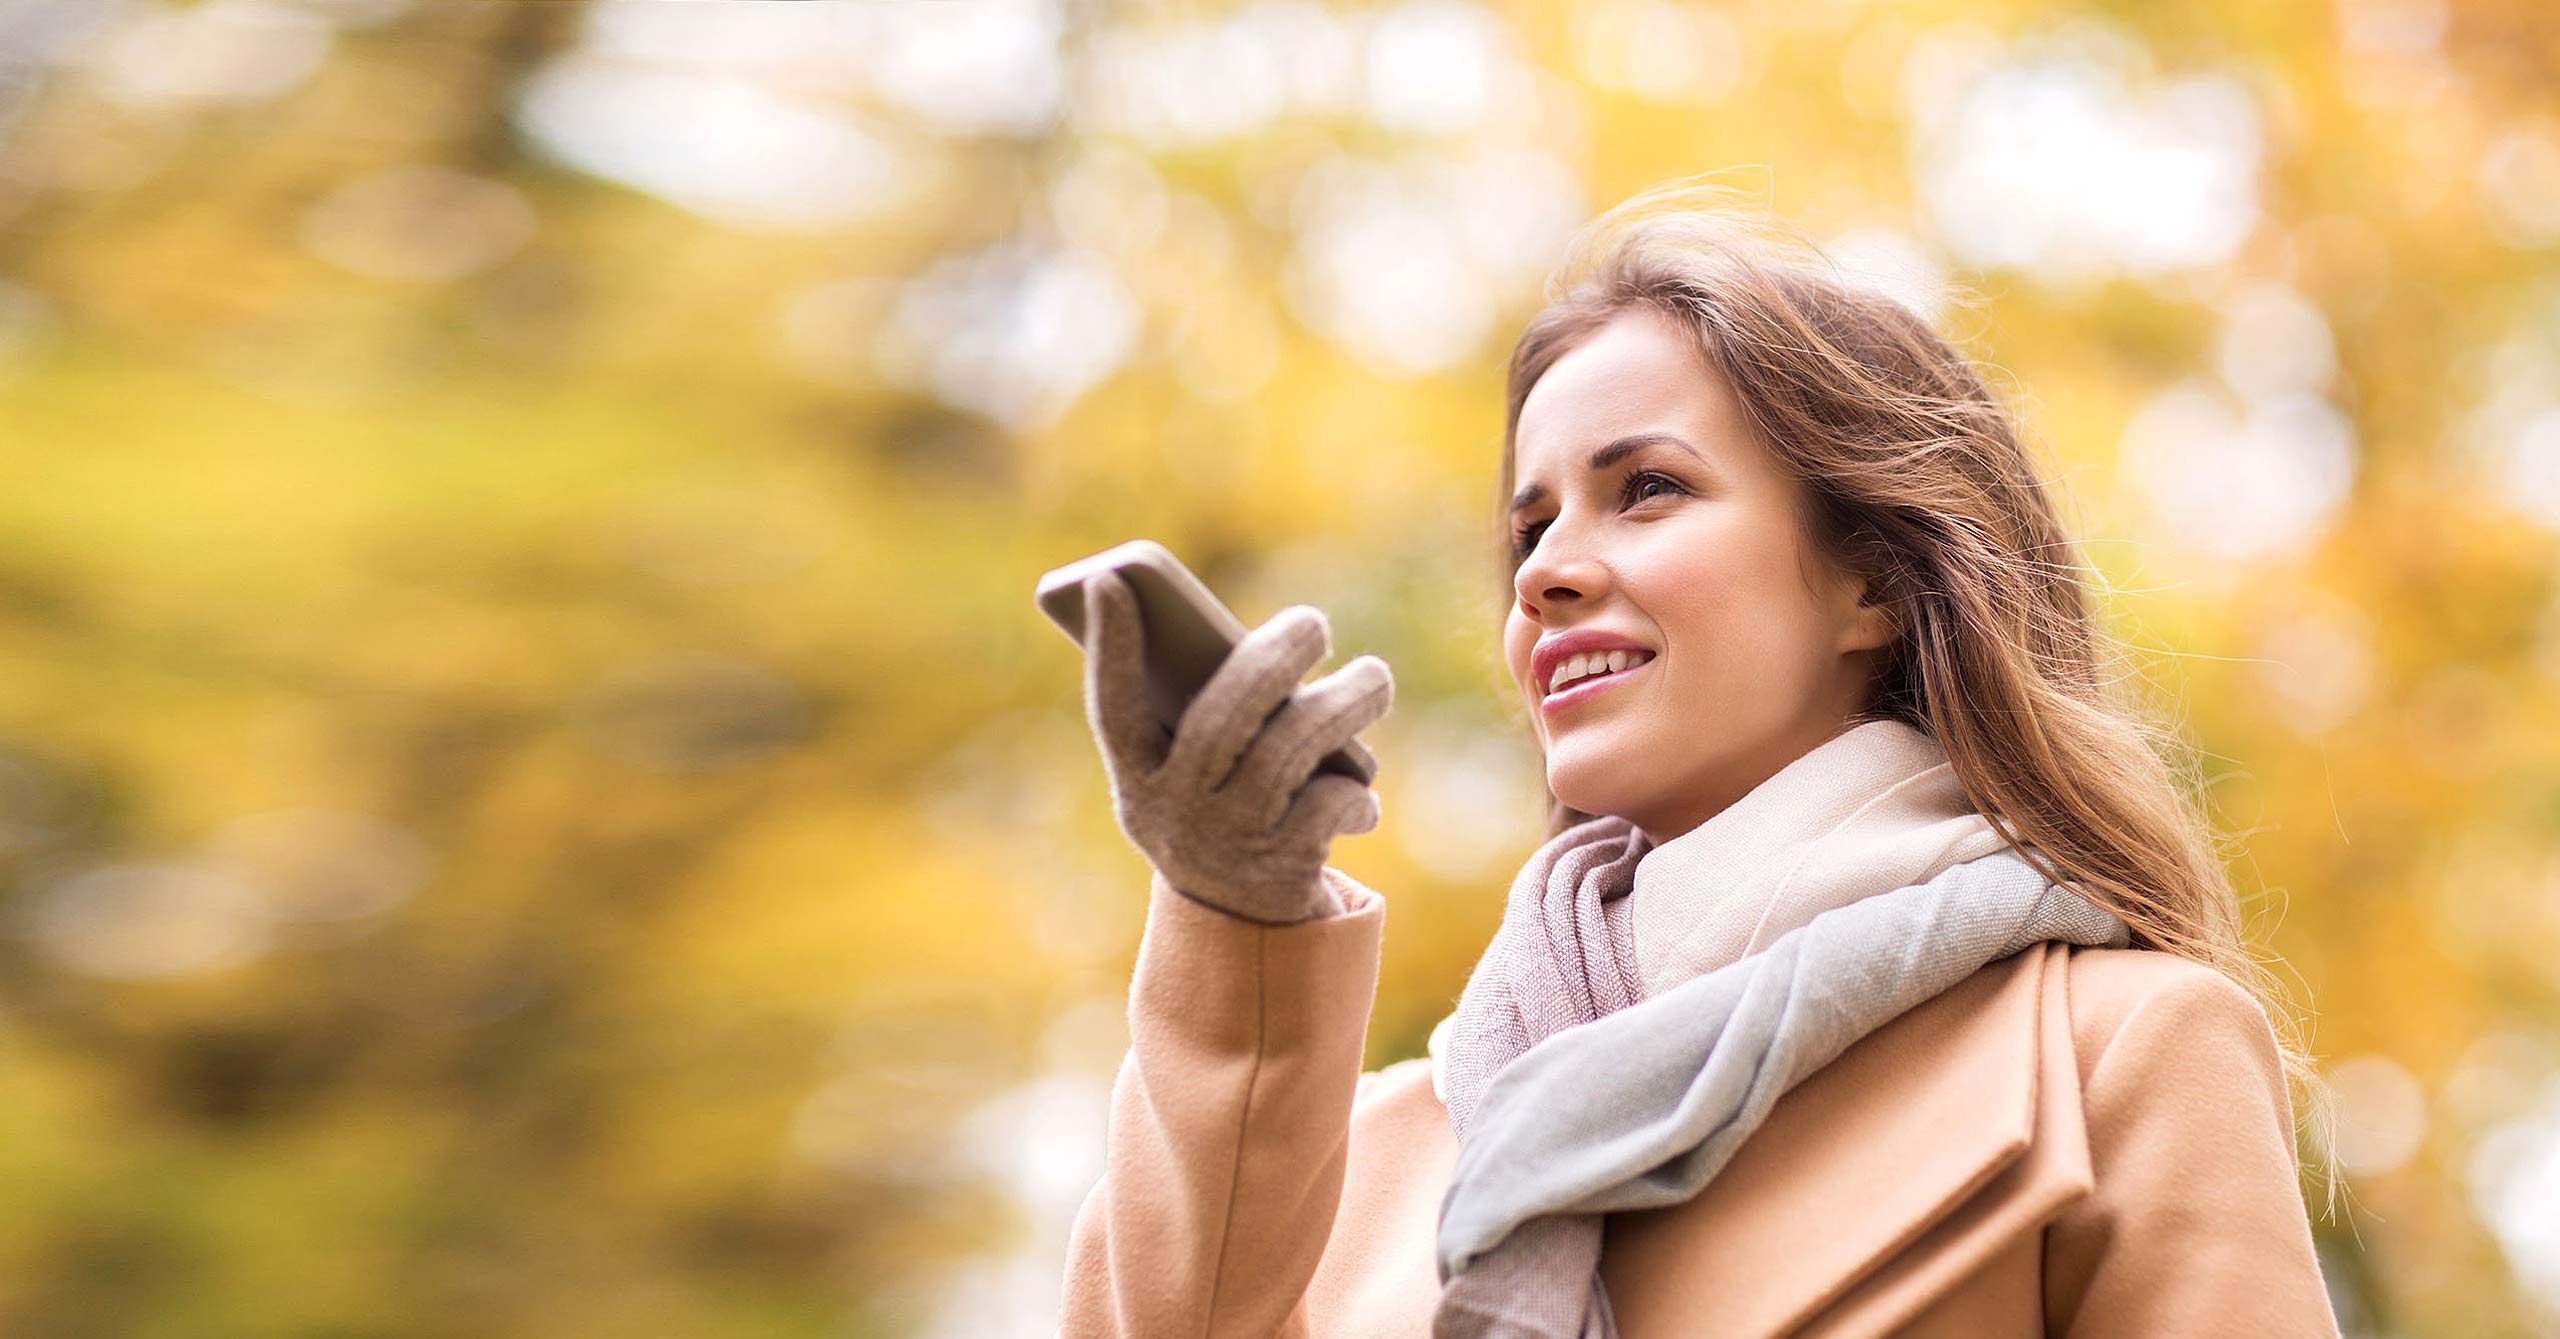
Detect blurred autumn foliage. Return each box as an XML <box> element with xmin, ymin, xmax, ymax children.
<box><xmin>0</xmin><ymin>0</ymin><xmax>2556</xmax><ymax>1335</ymax></box>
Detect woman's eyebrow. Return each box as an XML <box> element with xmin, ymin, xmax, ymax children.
<box><xmin>1509</xmin><ymin>433</ymin><xmax>1706</xmax><ymax>513</ymax></box>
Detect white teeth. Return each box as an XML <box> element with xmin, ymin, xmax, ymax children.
<box><xmin>1548</xmin><ymin>648</ymin><xmax>1654</xmax><ymax>695</ymax></box>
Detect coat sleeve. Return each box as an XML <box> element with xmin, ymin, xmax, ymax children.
<box><xmin>2043</xmin><ymin>961</ymin><xmax>2341</xmax><ymax>1338</ymax></box>
<box><xmin>1059</xmin><ymin>864</ymin><xmax>1386</xmax><ymax>1339</ymax></box>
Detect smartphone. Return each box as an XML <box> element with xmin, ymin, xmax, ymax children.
<box><xmin>1036</xmin><ymin>539</ymin><xmax>1379</xmax><ymax>786</ymax></box>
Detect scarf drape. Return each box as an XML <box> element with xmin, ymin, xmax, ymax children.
<box><xmin>1427</xmin><ymin>721</ymin><xmax>2133</xmax><ymax>1338</ymax></box>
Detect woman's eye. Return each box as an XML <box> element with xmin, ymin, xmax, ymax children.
<box><xmin>1625</xmin><ymin>469</ymin><xmax>1686</xmax><ymax>503</ymax></box>
<box><xmin>1511</xmin><ymin>469</ymin><xmax>1687</xmax><ymax>561</ymax></box>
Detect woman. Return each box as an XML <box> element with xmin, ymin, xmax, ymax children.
<box><xmin>1056</xmin><ymin>180</ymin><xmax>2343</xmax><ymax>1338</ymax></box>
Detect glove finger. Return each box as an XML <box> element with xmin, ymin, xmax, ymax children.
<box><xmin>1083</xmin><ymin>573</ymin><xmax>1169</xmax><ymax>775</ymax></box>
<box><xmin>1277</xmin><ymin>771</ymin><xmax>1382</xmax><ymax>853</ymax></box>
<box><xmin>1340</xmin><ymin>786</ymin><xmax>1381</xmax><ymax>835</ymax></box>
<box><xmin>1231</xmin><ymin>655</ymin><xmax>1395</xmax><ymax>829</ymax></box>
<box><xmin>1161</xmin><ymin>604</ymin><xmax>1331</xmax><ymax>793</ymax></box>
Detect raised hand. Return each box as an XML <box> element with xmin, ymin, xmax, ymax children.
<box><xmin>1080</xmin><ymin>570</ymin><xmax>1394</xmax><ymax>924</ymax></box>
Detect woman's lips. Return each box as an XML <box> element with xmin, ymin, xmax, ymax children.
<box><xmin>1541</xmin><ymin>656</ymin><xmax>1655</xmax><ymax>718</ymax></box>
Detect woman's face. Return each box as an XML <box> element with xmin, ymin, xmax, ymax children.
<box><xmin>1500</xmin><ymin>308</ymin><xmax>1895</xmax><ymax>845</ymax></box>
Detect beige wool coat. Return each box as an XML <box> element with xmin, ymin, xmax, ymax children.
<box><xmin>1058</xmin><ymin>861</ymin><xmax>2341</xmax><ymax>1338</ymax></box>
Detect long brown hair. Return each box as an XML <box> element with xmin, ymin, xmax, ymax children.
<box><xmin>1491</xmin><ymin>175</ymin><xmax>2340</xmax><ymax>1218</ymax></box>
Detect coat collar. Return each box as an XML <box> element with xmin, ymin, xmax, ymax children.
<box><xmin>1598</xmin><ymin>940</ymin><xmax>2096</xmax><ymax>1338</ymax></box>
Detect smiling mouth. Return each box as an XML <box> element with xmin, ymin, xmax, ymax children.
<box><xmin>1542</xmin><ymin>655</ymin><xmax>1655</xmax><ymax>715</ymax></box>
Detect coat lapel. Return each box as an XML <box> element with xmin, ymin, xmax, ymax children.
<box><xmin>1599</xmin><ymin>942</ymin><xmax>2094</xmax><ymax>1338</ymax></box>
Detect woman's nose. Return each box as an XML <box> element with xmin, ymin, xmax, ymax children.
<box><xmin>1513</xmin><ymin>530</ymin><xmax>1605</xmax><ymax>614</ymax></box>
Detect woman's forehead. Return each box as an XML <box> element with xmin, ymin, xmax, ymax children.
<box><xmin>1515</xmin><ymin>315</ymin><xmax>1755</xmax><ymax>481</ymax></box>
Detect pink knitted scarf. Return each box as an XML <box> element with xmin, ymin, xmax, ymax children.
<box><xmin>1433</xmin><ymin>814</ymin><xmax>1652</xmax><ymax>1338</ymax></box>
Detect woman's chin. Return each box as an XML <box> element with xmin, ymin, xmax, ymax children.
<box><xmin>1544</xmin><ymin>749</ymin><xmax>1637</xmax><ymax>820</ymax></box>
<box><xmin>1544</xmin><ymin>719</ymin><xmax>1628</xmax><ymax>764</ymax></box>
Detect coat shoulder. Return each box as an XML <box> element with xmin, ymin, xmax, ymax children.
<box><xmin>2057</xmin><ymin>946</ymin><xmax>2286</xmax><ymax>1096</ymax></box>
<box><xmin>2037</xmin><ymin>953</ymin><xmax>2337</xmax><ymax>1337</ymax></box>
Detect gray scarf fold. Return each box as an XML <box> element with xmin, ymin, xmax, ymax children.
<box><xmin>1430</xmin><ymin>814</ymin><xmax>2130</xmax><ymax>1339</ymax></box>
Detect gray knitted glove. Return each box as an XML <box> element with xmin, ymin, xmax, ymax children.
<box><xmin>1080</xmin><ymin>569</ymin><xmax>1393</xmax><ymax>924</ymax></box>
